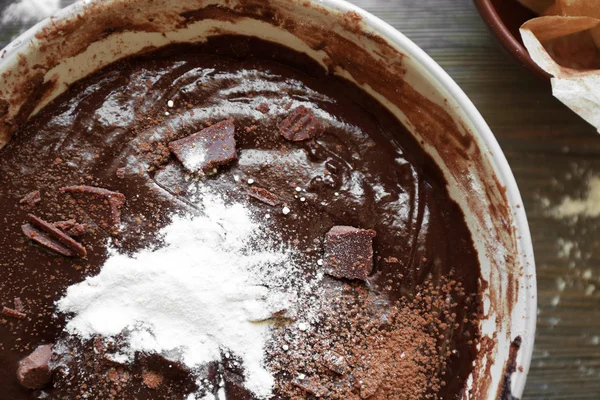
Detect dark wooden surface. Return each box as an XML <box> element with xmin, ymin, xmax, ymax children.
<box><xmin>1</xmin><ymin>0</ymin><xmax>599</xmax><ymax>399</ymax></box>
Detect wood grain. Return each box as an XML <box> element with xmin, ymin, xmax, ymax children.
<box><xmin>1</xmin><ymin>0</ymin><xmax>599</xmax><ymax>398</ymax></box>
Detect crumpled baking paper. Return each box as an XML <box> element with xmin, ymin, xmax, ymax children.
<box><xmin>518</xmin><ymin>1</ymin><xmax>600</xmax><ymax>131</ymax></box>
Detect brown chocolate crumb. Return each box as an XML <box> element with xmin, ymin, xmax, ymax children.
<box><xmin>19</xmin><ymin>190</ymin><xmax>41</xmax><ymax>208</ymax></box>
<box><xmin>115</xmin><ymin>168</ymin><xmax>126</xmax><ymax>179</ymax></box>
<box><xmin>54</xmin><ymin>220</ymin><xmax>88</xmax><ymax>237</ymax></box>
<box><xmin>17</xmin><ymin>344</ymin><xmax>53</xmax><ymax>389</ymax></box>
<box><xmin>141</xmin><ymin>370</ymin><xmax>163</xmax><ymax>389</ymax></box>
<box><xmin>292</xmin><ymin>376</ymin><xmax>329</xmax><ymax>397</ymax></box>
<box><xmin>322</xmin><ymin>350</ymin><xmax>350</xmax><ymax>375</ymax></box>
<box><xmin>13</xmin><ymin>297</ymin><xmax>24</xmax><ymax>313</ymax></box>
<box><xmin>28</xmin><ymin>214</ymin><xmax>87</xmax><ymax>257</ymax></box>
<box><xmin>168</xmin><ymin>119</ymin><xmax>236</xmax><ymax>173</ymax></box>
<box><xmin>2</xmin><ymin>306</ymin><xmax>26</xmax><ymax>319</ymax></box>
<box><xmin>60</xmin><ymin>186</ymin><xmax>126</xmax><ymax>235</ymax></box>
<box><xmin>383</xmin><ymin>257</ymin><xmax>399</xmax><ymax>263</ymax></box>
<box><xmin>53</xmin><ymin>219</ymin><xmax>76</xmax><ymax>232</ymax></box>
<box><xmin>323</xmin><ymin>226</ymin><xmax>376</xmax><ymax>280</ymax></box>
<box><xmin>256</xmin><ymin>103</ymin><xmax>270</xmax><ymax>114</ymax></box>
<box><xmin>66</xmin><ymin>224</ymin><xmax>87</xmax><ymax>237</ymax></box>
<box><xmin>248</xmin><ymin>187</ymin><xmax>280</xmax><ymax>206</ymax></box>
<box><xmin>278</xmin><ymin>106</ymin><xmax>324</xmax><ymax>141</ymax></box>
<box><xmin>21</xmin><ymin>223</ymin><xmax>74</xmax><ymax>256</ymax></box>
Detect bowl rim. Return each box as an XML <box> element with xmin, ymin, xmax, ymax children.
<box><xmin>0</xmin><ymin>0</ymin><xmax>537</xmax><ymax>398</ymax></box>
<box><xmin>473</xmin><ymin>0</ymin><xmax>550</xmax><ymax>80</ymax></box>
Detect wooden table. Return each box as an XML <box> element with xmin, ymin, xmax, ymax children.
<box><xmin>1</xmin><ymin>0</ymin><xmax>599</xmax><ymax>398</ymax></box>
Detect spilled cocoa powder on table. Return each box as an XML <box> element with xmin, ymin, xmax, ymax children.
<box><xmin>267</xmin><ymin>277</ymin><xmax>475</xmax><ymax>400</ymax></box>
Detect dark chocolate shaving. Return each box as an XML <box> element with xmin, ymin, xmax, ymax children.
<box><xmin>28</xmin><ymin>214</ymin><xmax>87</xmax><ymax>257</ymax></box>
<box><xmin>19</xmin><ymin>190</ymin><xmax>41</xmax><ymax>208</ymax></box>
<box><xmin>168</xmin><ymin>119</ymin><xmax>237</xmax><ymax>173</ymax></box>
<box><xmin>278</xmin><ymin>106</ymin><xmax>324</xmax><ymax>141</ymax></box>
<box><xmin>21</xmin><ymin>223</ymin><xmax>74</xmax><ymax>257</ymax></box>
<box><xmin>17</xmin><ymin>344</ymin><xmax>53</xmax><ymax>389</ymax></box>
<box><xmin>2</xmin><ymin>306</ymin><xmax>26</xmax><ymax>319</ymax></box>
<box><xmin>323</xmin><ymin>225</ymin><xmax>377</xmax><ymax>281</ymax></box>
<box><xmin>247</xmin><ymin>187</ymin><xmax>280</xmax><ymax>206</ymax></box>
<box><xmin>60</xmin><ymin>185</ymin><xmax>126</xmax><ymax>235</ymax></box>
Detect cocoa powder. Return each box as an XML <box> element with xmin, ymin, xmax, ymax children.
<box><xmin>267</xmin><ymin>277</ymin><xmax>473</xmax><ymax>400</ymax></box>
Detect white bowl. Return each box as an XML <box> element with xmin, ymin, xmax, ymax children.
<box><xmin>0</xmin><ymin>0</ymin><xmax>536</xmax><ymax>398</ymax></box>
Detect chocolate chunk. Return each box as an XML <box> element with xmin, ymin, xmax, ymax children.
<box><xmin>322</xmin><ymin>350</ymin><xmax>350</xmax><ymax>375</ymax></box>
<box><xmin>21</xmin><ymin>224</ymin><xmax>74</xmax><ymax>257</ymax></box>
<box><xmin>292</xmin><ymin>376</ymin><xmax>329</xmax><ymax>397</ymax></box>
<box><xmin>28</xmin><ymin>214</ymin><xmax>87</xmax><ymax>257</ymax></box>
<box><xmin>323</xmin><ymin>226</ymin><xmax>376</xmax><ymax>281</ymax></box>
<box><xmin>168</xmin><ymin>119</ymin><xmax>237</xmax><ymax>173</ymax></box>
<box><xmin>278</xmin><ymin>106</ymin><xmax>324</xmax><ymax>141</ymax></box>
<box><xmin>255</xmin><ymin>103</ymin><xmax>270</xmax><ymax>114</ymax></box>
<box><xmin>247</xmin><ymin>187</ymin><xmax>280</xmax><ymax>206</ymax></box>
<box><xmin>17</xmin><ymin>344</ymin><xmax>53</xmax><ymax>389</ymax></box>
<box><xmin>2</xmin><ymin>306</ymin><xmax>26</xmax><ymax>319</ymax></box>
<box><xmin>19</xmin><ymin>190</ymin><xmax>41</xmax><ymax>208</ymax></box>
<box><xmin>60</xmin><ymin>186</ymin><xmax>126</xmax><ymax>235</ymax></box>
<box><xmin>54</xmin><ymin>220</ymin><xmax>87</xmax><ymax>237</ymax></box>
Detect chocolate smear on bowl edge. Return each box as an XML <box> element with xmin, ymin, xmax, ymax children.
<box><xmin>59</xmin><ymin>185</ymin><xmax>126</xmax><ymax>235</ymax></box>
<box><xmin>323</xmin><ymin>225</ymin><xmax>376</xmax><ymax>281</ymax></box>
<box><xmin>168</xmin><ymin>119</ymin><xmax>237</xmax><ymax>173</ymax></box>
<box><xmin>279</xmin><ymin>106</ymin><xmax>324</xmax><ymax>142</ymax></box>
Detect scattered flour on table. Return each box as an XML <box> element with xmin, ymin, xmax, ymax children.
<box><xmin>552</xmin><ymin>176</ymin><xmax>600</xmax><ymax>219</ymax></box>
<box><xmin>57</xmin><ymin>188</ymin><xmax>320</xmax><ymax>399</ymax></box>
<box><xmin>1</xmin><ymin>0</ymin><xmax>60</xmax><ymax>24</ymax></box>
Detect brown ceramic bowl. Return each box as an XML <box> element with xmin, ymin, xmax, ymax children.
<box><xmin>474</xmin><ymin>0</ymin><xmax>550</xmax><ymax>80</ymax></box>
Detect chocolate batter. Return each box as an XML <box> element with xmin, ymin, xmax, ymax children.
<box><xmin>0</xmin><ymin>36</ymin><xmax>481</xmax><ymax>399</ymax></box>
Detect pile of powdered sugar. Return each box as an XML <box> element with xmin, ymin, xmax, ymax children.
<box><xmin>57</xmin><ymin>188</ymin><xmax>321</xmax><ymax>399</ymax></box>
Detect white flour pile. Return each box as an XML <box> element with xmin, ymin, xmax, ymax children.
<box><xmin>1</xmin><ymin>0</ymin><xmax>60</xmax><ymax>24</ymax></box>
<box><xmin>57</xmin><ymin>189</ymin><xmax>313</xmax><ymax>399</ymax></box>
